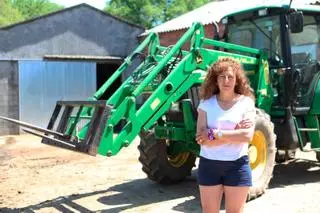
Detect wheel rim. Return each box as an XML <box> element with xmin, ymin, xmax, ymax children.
<box><xmin>168</xmin><ymin>152</ymin><xmax>190</xmax><ymax>168</ymax></box>
<box><xmin>248</xmin><ymin>130</ymin><xmax>267</xmax><ymax>180</ymax></box>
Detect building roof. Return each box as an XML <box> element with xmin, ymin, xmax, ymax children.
<box><xmin>43</xmin><ymin>55</ymin><xmax>123</xmax><ymax>62</ymax></box>
<box><xmin>0</xmin><ymin>3</ymin><xmax>144</xmax><ymax>30</ymax></box>
<box><xmin>141</xmin><ymin>0</ymin><xmax>319</xmax><ymax>36</ymax></box>
<box><xmin>222</xmin><ymin>0</ymin><xmax>320</xmax><ymax>19</ymax></box>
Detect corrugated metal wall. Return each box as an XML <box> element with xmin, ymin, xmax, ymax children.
<box><xmin>19</xmin><ymin>61</ymin><xmax>96</xmax><ymax>128</ymax></box>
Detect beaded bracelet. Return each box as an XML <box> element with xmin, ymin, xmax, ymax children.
<box><xmin>208</xmin><ymin>128</ymin><xmax>215</xmax><ymax>140</ymax></box>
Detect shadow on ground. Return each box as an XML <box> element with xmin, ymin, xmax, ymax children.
<box><xmin>269</xmin><ymin>158</ymin><xmax>320</xmax><ymax>188</ymax></box>
<box><xmin>2</xmin><ymin>158</ymin><xmax>320</xmax><ymax>212</ymax></box>
<box><xmin>0</xmin><ymin>171</ymin><xmax>201</xmax><ymax>213</ymax></box>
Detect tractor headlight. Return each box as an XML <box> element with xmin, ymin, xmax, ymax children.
<box><xmin>258</xmin><ymin>8</ymin><xmax>268</xmax><ymax>16</ymax></box>
<box><xmin>221</xmin><ymin>18</ymin><xmax>228</xmax><ymax>24</ymax></box>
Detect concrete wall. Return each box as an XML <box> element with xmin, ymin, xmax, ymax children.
<box><xmin>0</xmin><ymin>5</ymin><xmax>144</xmax><ymax>59</ymax></box>
<box><xmin>0</xmin><ymin>61</ymin><xmax>19</xmax><ymax>135</ymax></box>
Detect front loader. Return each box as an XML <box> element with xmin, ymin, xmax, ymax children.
<box><xmin>1</xmin><ymin>22</ymin><xmax>274</xmax><ymax>200</ymax></box>
<box><xmin>5</xmin><ymin>2</ymin><xmax>320</xmax><ymax>201</ymax></box>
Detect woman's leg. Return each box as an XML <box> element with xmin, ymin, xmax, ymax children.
<box><xmin>199</xmin><ymin>184</ymin><xmax>223</xmax><ymax>213</ymax></box>
<box><xmin>224</xmin><ymin>186</ymin><xmax>249</xmax><ymax>213</ymax></box>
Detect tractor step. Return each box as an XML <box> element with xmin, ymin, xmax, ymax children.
<box><xmin>298</xmin><ymin>128</ymin><xmax>319</xmax><ymax>132</ymax></box>
<box><xmin>0</xmin><ymin>100</ymin><xmax>112</xmax><ymax>156</ymax></box>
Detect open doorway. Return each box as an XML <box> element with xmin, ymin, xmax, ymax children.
<box><xmin>96</xmin><ymin>62</ymin><xmax>121</xmax><ymax>100</ymax></box>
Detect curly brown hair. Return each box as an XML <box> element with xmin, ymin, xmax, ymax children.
<box><xmin>200</xmin><ymin>57</ymin><xmax>255</xmax><ymax>100</ymax></box>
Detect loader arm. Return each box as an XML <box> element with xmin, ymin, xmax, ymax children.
<box><xmin>94</xmin><ymin>23</ymin><xmax>271</xmax><ymax>157</ymax></box>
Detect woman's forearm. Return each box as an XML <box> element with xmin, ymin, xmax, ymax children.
<box><xmin>201</xmin><ymin>138</ymin><xmax>226</xmax><ymax>147</ymax></box>
<box><xmin>214</xmin><ymin>128</ymin><xmax>254</xmax><ymax>142</ymax></box>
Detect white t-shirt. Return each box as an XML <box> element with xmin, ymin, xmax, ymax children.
<box><xmin>197</xmin><ymin>95</ymin><xmax>255</xmax><ymax>161</ymax></box>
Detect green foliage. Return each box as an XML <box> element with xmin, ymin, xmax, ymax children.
<box><xmin>10</xmin><ymin>0</ymin><xmax>64</xmax><ymax>19</ymax></box>
<box><xmin>105</xmin><ymin>0</ymin><xmax>213</xmax><ymax>28</ymax></box>
<box><xmin>165</xmin><ymin>0</ymin><xmax>213</xmax><ymax>21</ymax></box>
<box><xmin>0</xmin><ymin>0</ymin><xmax>24</xmax><ymax>27</ymax></box>
<box><xmin>0</xmin><ymin>0</ymin><xmax>64</xmax><ymax>27</ymax></box>
<box><xmin>105</xmin><ymin>0</ymin><xmax>163</xmax><ymax>28</ymax></box>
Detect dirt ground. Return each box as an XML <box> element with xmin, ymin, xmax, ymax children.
<box><xmin>1</xmin><ymin>134</ymin><xmax>320</xmax><ymax>213</ymax></box>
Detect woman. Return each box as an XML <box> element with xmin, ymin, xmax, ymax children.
<box><xmin>196</xmin><ymin>57</ymin><xmax>256</xmax><ymax>213</ymax></box>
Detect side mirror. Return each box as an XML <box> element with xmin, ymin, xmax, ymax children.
<box><xmin>213</xmin><ymin>22</ymin><xmax>220</xmax><ymax>40</ymax></box>
<box><xmin>213</xmin><ymin>21</ymin><xmax>226</xmax><ymax>41</ymax></box>
<box><xmin>288</xmin><ymin>11</ymin><xmax>304</xmax><ymax>33</ymax></box>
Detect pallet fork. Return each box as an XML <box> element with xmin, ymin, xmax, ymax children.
<box><xmin>0</xmin><ymin>100</ymin><xmax>111</xmax><ymax>156</ymax></box>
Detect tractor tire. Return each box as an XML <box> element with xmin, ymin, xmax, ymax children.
<box><xmin>275</xmin><ymin>149</ymin><xmax>296</xmax><ymax>163</ymax></box>
<box><xmin>138</xmin><ymin>130</ymin><xmax>196</xmax><ymax>184</ymax></box>
<box><xmin>247</xmin><ymin>109</ymin><xmax>276</xmax><ymax>201</ymax></box>
<box><xmin>275</xmin><ymin>150</ymin><xmax>287</xmax><ymax>163</ymax></box>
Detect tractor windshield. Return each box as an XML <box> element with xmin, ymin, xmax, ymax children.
<box><xmin>290</xmin><ymin>15</ymin><xmax>320</xmax><ymax>65</ymax></box>
<box><xmin>227</xmin><ymin>15</ymin><xmax>282</xmax><ymax>67</ymax></box>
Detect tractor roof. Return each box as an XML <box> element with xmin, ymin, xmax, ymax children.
<box><xmin>221</xmin><ymin>3</ymin><xmax>320</xmax><ymax>20</ymax></box>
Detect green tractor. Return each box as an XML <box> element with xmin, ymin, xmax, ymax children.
<box><xmin>3</xmin><ymin>3</ymin><xmax>320</xmax><ymax>200</ymax></box>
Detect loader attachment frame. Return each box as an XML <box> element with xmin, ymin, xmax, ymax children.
<box><xmin>0</xmin><ymin>101</ymin><xmax>112</xmax><ymax>156</ymax></box>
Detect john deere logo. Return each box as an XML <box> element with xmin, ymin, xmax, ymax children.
<box><xmin>217</xmin><ymin>56</ymin><xmax>256</xmax><ymax>64</ymax></box>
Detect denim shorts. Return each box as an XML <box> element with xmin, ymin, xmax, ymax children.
<box><xmin>197</xmin><ymin>155</ymin><xmax>252</xmax><ymax>186</ymax></box>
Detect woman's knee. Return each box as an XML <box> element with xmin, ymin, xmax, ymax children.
<box><xmin>199</xmin><ymin>185</ymin><xmax>223</xmax><ymax>213</ymax></box>
<box><xmin>224</xmin><ymin>186</ymin><xmax>248</xmax><ymax>213</ymax></box>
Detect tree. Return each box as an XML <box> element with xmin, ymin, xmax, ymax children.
<box><xmin>0</xmin><ymin>0</ymin><xmax>24</xmax><ymax>27</ymax></box>
<box><xmin>0</xmin><ymin>0</ymin><xmax>64</xmax><ymax>27</ymax></box>
<box><xmin>104</xmin><ymin>0</ymin><xmax>213</xmax><ymax>28</ymax></box>
<box><xmin>9</xmin><ymin>0</ymin><xmax>64</xmax><ymax>20</ymax></box>
<box><xmin>165</xmin><ymin>0</ymin><xmax>213</xmax><ymax>21</ymax></box>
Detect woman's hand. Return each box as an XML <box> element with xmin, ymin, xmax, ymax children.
<box><xmin>235</xmin><ymin>119</ymin><xmax>254</xmax><ymax>129</ymax></box>
<box><xmin>196</xmin><ymin>130</ymin><xmax>209</xmax><ymax>145</ymax></box>
<box><xmin>196</xmin><ymin>130</ymin><xmax>223</xmax><ymax>147</ymax></box>
<box><xmin>196</xmin><ymin>109</ymin><xmax>223</xmax><ymax>147</ymax></box>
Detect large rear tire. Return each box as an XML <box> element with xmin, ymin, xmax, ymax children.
<box><xmin>247</xmin><ymin>109</ymin><xmax>276</xmax><ymax>200</ymax></box>
<box><xmin>138</xmin><ymin>130</ymin><xmax>196</xmax><ymax>184</ymax></box>
<box><xmin>275</xmin><ymin>149</ymin><xmax>296</xmax><ymax>163</ymax></box>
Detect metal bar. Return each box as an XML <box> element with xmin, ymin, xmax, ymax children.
<box><xmin>83</xmin><ymin>107</ymin><xmax>104</xmax><ymax>146</ymax></box>
<box><xmin>202</xmin><ymin>38</ymin><xmax>260</xmax><ymax>55</ymax></box>
<box><xmin>56</xmin><ymin>100</ymin><xmax>106</xmax><ymax>107</ymax></box>
<box><xmin>46</xmin><ymin>104</ymin><xmax>62</xmax><ymax>131</ymax></box>
<box><xmin>0</xmin><ymin>116</ymin><xmax>65</xmax><ymax>138</ymax></box>
<box><xmin>300</xmin><ymin>148</ymin><xmax>320</xmax><ymax>152</ymax></box>
<box><xmin>87</xmin><ymin>106</ymin><xmax>111</xmax><ymax>155</ymax></box>
<box><xmin>132</xmin><ymin>23</ymin><xmax>202</xmax><ymax>97</ymax></box>
<box><xmin>157</xmin><ymin>46</ymin><xmax>189</xmax><ymax>56</ymax></box>
<box><xmin>56</xmin><ymin>106</ymin><xmax>73</xmax><ymax>134</ymax></box>
<box><xmin>143</xmin><ymin>69</ymin><xmax>203</xmax><ymax>130</ymax></box>
<box><xmin>298</xmin><ymin>128</ymin><xmax>319</xmax><ymax>131</ymax></box>
<box><xmin>67</xmin><ymin>106</ymin><xmax>83</xmax><ymax>135</ymax></box>
<box><xmin>93</xmin><ymin>32</ymin><xmax>158</xmax><ymax>100</ymax></box>
<box><xmin>22</xmin><ymin>129</ymin><xmax>76</xmax><ymax>148</ymax></box>
<box><xmin>69</xmin><ymin>115</ymin><xmax>92</xmax><ymax>119</ymax></box>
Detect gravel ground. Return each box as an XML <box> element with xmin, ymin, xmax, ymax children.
<box><xmin>0</xmin><ymin>134</ymin><xmax>320</xmax><ymax>213</ymax></box>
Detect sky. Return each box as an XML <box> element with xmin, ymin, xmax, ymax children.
<box><xmin>51</xmin><ymin>0</ymin><xmax>107</xmax><ymax>10</ymax></box>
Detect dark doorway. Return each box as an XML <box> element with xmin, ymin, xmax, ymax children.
<box><xmin>96</xmin><ymin>62</ymin><xmax>121</xmax><ymax>100</ymax></box>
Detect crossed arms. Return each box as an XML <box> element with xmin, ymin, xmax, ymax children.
<box><xmin>196</xmin><ymin>109</ymin><xmax>255</xmax><ymax>147</ymax></box>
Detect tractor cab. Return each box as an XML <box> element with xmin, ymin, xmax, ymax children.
<box><xmin>221</xmin><ymin>4</ymin><xmax>320</xmax><ymax>112</ymax></box>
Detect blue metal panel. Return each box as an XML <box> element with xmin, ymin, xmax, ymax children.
<box><xmin>19</xmin><ymin>61</ymin><xmax>96</xmax><ymax>128</ymax></box>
